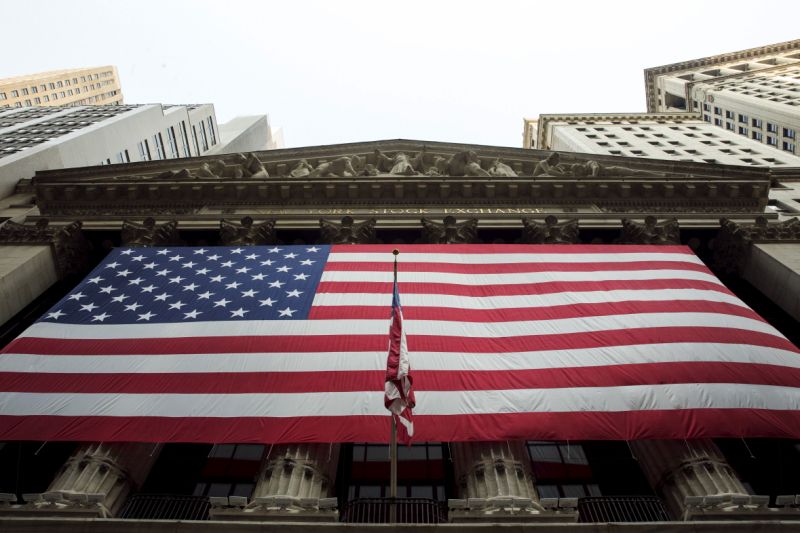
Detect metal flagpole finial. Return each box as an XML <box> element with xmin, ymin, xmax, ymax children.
<box><xmin>392</xmin><ymin>249</ymin><xmax>400</xmax><ymax>256</ymax></box>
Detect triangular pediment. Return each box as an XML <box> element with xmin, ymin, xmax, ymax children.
<box><xmin>29</xmin><ymin>139</ymin><xmax>774</xmax><ymax>221</ymax></box>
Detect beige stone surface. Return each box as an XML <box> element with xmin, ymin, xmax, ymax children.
<box><xmin>744</xmin><ymin>243</ymin><xmax>800</xmax><ymax>322</ymax></box>
<box><xmin>0</xmin><ymin>245</ymin><xmax>57</xmax><ymax>325</ymax></box>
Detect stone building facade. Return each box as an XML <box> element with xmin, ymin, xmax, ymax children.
<box><xmin>1</xmin><ymin>140</ymin><xmax>800</xmax><ymax>531</ymax></box>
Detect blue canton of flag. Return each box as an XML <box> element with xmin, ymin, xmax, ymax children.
<box><xmin>42</xmin><ymin>245</ymin><xmax>331</xmax><ymax>324</ymax></box>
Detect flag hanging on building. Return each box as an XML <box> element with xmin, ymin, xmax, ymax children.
<box><xmin>384</xmin><ymin>268</ymin><xmax>415</xmax><ymax>443</ymax></box>
<box><xmin>1</xmin><ymin>244</ymin><xmax>800</xmax><ymax>443</ymax></box>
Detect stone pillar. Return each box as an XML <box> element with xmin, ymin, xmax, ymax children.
<box><xmin>449</xmin><ymin>441</ymin><xmax>576</xmax><ymax>522</ymax></box>
<box><xmin>212</xmin><ymin>443</ymin><xmax>340</xmax><ymax>522</ymax></box>
<box><xmin>630</xmin><ymin>439</ymin><xmax>749</xmax><ymax>520</ymax></box>
<box><xmin>12</xmin><ymin>442</ymin><xmax>161</xmax><ymax>518</ymax></box>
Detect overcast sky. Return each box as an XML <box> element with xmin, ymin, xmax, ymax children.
<box><xmin>2</xmin><ymin>1</ymin><xmax>798</xmax><ymax>148</ymax></box>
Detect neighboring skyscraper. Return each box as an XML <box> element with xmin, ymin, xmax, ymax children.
<box><xmin>644</xmin><ymin>39</ymin><xmax>800</xmax><ymax>156</ymax></box>
<box><xmin>525</xmin><ymin>112</ymin><xmax>800</xmax><ymax>167</ymax></box>
<box><xmin>0</xmin><ymin>66</ymin><xmax>123</xmax><ymax>109</ymax></box>
<box><xmin>0</xmin><ymin>103</ymin><xmax>220</xmax><ymax>200</ymax></box>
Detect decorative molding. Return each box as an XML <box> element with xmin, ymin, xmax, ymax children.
<box><xmin>521</xmin><ymin>216</ymin><xmax>579</xmax><ymax>244</ymax></box>
<box><xmin>619</xmin><ymin>216</ymin><xmax>680</xmax><ymax>245</ymax></box>
<box><xmin>220</xmin><ymin>217</ymin><xmax>277</xmax><ymax>246</ymax></box>
<box><xmin>714</xmin><ymin>217</ymin><xmax>800</xmax><ymax>274</ymax></box>
<box><xmin>421</xmin><ymin>216</ymin><xmax>479</xmax><ymax>244</ymax></box>
<box><xmin>120</xmin><ymin>218</ymin><xmax>181</xmax><ymax>247</ymax></box>
<box><xmin>319</xmin><ymin>216</ymin><xmax>376</xmax><ymax>244</ymax></box>
<box><xmin>0</xmin><ymin>219</ymin><xmax>90</xmax><ymax>277</ymax></box>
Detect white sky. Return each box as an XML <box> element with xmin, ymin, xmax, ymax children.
<box><xmin>2</xmin><ymin>0</ymin><xmax>798</xmax><ymax>148</ymax></box>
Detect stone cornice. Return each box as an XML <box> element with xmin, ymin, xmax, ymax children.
<box><xmin>713</xmin><ymin>216</ymin><xmax>800</xmax><ymax>274</ymax></box>
<box><xmin>643</xmin><ymin>39</ymin><xmax>800</xmax><ymax>112</ymax></box>
<box><xmin>30</xmin><ymin>140</ymin><xmax>775</xmax><ymax>224</ymax></box>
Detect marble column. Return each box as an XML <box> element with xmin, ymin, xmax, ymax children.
<box><xmin>25</xmin><ymin>442</ymin><xmax>161</xmax><ymax>517</ymax></box>
<box><xmin>449</xmin><ymin>441</ymin><xmax>578</xmax><ymax>521</ymax></box>
<box><xmin>630</xmin><ymin>439</ymin><xmax>749</xmax><ymax>519</ymax></box>
<box><xmin>212</xmin><ymin>443</ymin><xmax>340</xmax><ymax>522</ymax></box>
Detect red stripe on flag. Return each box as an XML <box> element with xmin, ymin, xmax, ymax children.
<box><xmin>330</xmin><ymin>244</ymin><xmax>697</xmax><ymax>255</ymax></box>
<box><xmin>6</xmin><ymin>327</ymin><xmax>795</xmax><ymax>357</ymax></box>
<box><xmin>316</xmin><ymin>279</ymin><xmax>734</xmax><ymax>296</ymax></box>
<box><xmin>309</xmin><ymin>300</ymin><xmax>762</xmax><ymax>322</ymax></box>
<box><xmin>324</xmin><ymin>260</ymin><xmax>713</xmax><ymax>274</ymax></box>
<box><xmin>1</xmin><ymin>408</ymin><xmax>798</xmax><ymax>443</ymax></box>
<box><xmin>2</xmin><ymin>362</ymin><xmax>799</xmax><ymax>394</ymax></box>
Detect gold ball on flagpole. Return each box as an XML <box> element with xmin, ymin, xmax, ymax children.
<box><xmin>392</xmin><ymin>249</ymin><xmax>400</xmax><ymax>255</ymax></box>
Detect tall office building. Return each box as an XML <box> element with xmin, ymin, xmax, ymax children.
<box><xmin>525</xmin><ymin>112</ymin><xmax>800</xmax><ymax>167</ymax></box>
<box><xmin>644</xmin><ymin>39</ymin><xmax>800</xmax><ymax>156</ymax></box>
<box><xmin>0</xmin><ymin>67</ymin><xmax>123</xmax><ymax>109</ymax></box>
<box><xmin>0</xmin><ymin>103</ymin><xmax>220</xmax><ymax>201</ymax></box>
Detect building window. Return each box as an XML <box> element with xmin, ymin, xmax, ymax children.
<box><xmin>703</xmin><ymin>103</ymin><xmax>710</xmax><ymax>111</ymax></box>
<box><xmin>714</xmin><ymin>106</ymin><xmax>722</xmax><ymax>115</ymax></box>
<box><xmin>138</xmin><ymin>140</ymin><xmax>151</xmax><ymax>161</ymax></box>
<box><xmin>767</xmin><ymin>123</ymin><xmax>778</xmax><ymax>133</ymax></box>
<box><xmin>753</xmin><ymin>131</ymin><xmax>763</xmax><ymax>141</ymax></box>
<box><xmin>738</xmin><ymin>114</ymin><xmax>747</xmax><ymax>123</ymax></box>
<box><xmin>0</xmin><ymin>92</ymin><xmax>6</xmax><ymax>100</ymax></box>
<box><xmin>167</xmin><ymin>126</ymin><xmax>179</xmax><ymax>158</ymax></box>
<box><xmin>21</xmin><ymin>88</ymin><xmax>28</xmax><ymax>95</ymax></box>
<box><xmin>48</xmin><ymin>82</ymin><xmax>55</xmax><ymax>90</ymax></box>
<box><xmin>200</xmin><ymin>121</ymin><xmax>210</xmax><ymax>151</ymax></box>
<box><xmin>10</xmin><ymin>90</ymin><xmax>19</xmax><ymax>97</ymax></box>
<box><xmin>752</xmin><ymin>118</ymin><xmax>763</xmax><ymax>128</ymax></box>
<box><xmin>207</xmin><ymin>117</ymin><xmax>217</xmax><ymax>145</ymax></box>
<box><xmin>57</xmin><ymin>81</ymin><xmax>63</xmax><ymax>88</ymax></box>
<box><xmin>726</xmin><ymin>122</ymin><xmax>735</xmax><ymax>131</ymax></box>
<box><xmin>30</xmin><ymin>86</ymin><xmax>37</xmax><ymax>94</ymax></box>
<box><xmin>180</xmin><ymin>121</ymin><xmax>192</xmax><ymax>156</ymax></box>
<box><xmin>784</xmin><ymin>128</ymin><xmax>796</xmax><ymax>139</ymax></box>
<box><xmin>153</xmin><ymin>133</ymin><xmax>166</xmax><ymax>160</ymax></box>
<box><xmin>43</xmin><ymin>95</ymin><xmax>49</xmax><ymax>102</ymax></box>
<box><xmin>346</xmin><ymin>443</ymin><xmax>447</xmax><ymax>502</ymax></box>
<box><xmin>739</xmin><ymin>126</ymin><xmax>748</xmax><ymax>135</ymax></box>
<box><xmin>24</xmin><ymin>99</ymin><xmax>31</xmax><ymax>107</ymax></box>
<box><xmin>784</xmin><ymin>141</ymin><xmax>796</xmax><ymax>153</ymax></box>
<box><xmin>34</xmin><ymin>97</ymin><xmax>41</xmax><ymax>104</ymax></box>
<box><xmin>59</xmin><ymin>91</ymin><xmax>65</xmax><ymax>98</ymax></box>
<box><xmin>714</xmin><ymin>118</ymin><xmax>722</xmax><ymax>126</ymax></box>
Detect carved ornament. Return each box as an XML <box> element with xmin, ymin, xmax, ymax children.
<box><xmin>521</xmin><ymin>215</ymin><xmax>580</xmax><ymax>244</ymax></box>
<box><xmin>220</xmin><ymin>217</ymin><xmax>277</xmax><ymax>246</ymax></box>
<box><xmin>421</xmin><ymin>216</ymin><xmax>479</xmax><ymax>244</ymax></box>
<box><xmin>319</xmin><ymin>216</ymin><xmax>376</xmax><ymax>244</ymax></box>
<box><xmin>619</xmin><ymin>216</ymin><xmax>680</xmax><ymax>245</ymax></box>
<box><xmin>0</xmin><ymin>219</ymin><xmax>91</xmax><ymax>277</ymax></box>
<box><xmin>121</xmin><ymin>218</ymin><xmax>181</xmax><ymax>247</ymax></box>
<box><xmin>714</xmin><ymin>217</ymin><xmax>800</xmax><ymax>274</ymax></box>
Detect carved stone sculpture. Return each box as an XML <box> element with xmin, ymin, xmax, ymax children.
<box><xmin>488</xmin><ymin>158</ymin><xmax>518</xmax><ymax>177</ymax></box>
<box><xmin>421</xmin><ymin>216</ymin><xmax>479</xmax><ymax>244</ymax></box>
<box><xmin>310</xmin><ymin>156</ymin><xmax>361</xmax><ymax>178</ymax></box>
<box><xmin>229</xmin><ymin>152</ymin><xmax>269</xmax><ymax>178</ymax></box>
<box><xmin>619</xmin><ymin>216</ymin><xmax>680</xmax><ymax>245</ymax></box>
<box><xmin>0</xmin><ymin>218</ymin><xmax>90</xmax><ymax>277</ymax></box>
<box><xmin>714</xmin><ymin>216</ymin><xmax>800</xmax><ymax>274</ymax></box>
<box><xmin>532</xmin><ymin>152</ymin><xmax>569</xmax><ymax>177</ymax></box>
<box><xmin>319</xmin><ymin>216</ymin><xmax>376</xmax><ymax>244</ymax></box>
<box><xmin>374</xmin><ymin>149</ymin><xmax>424</xmax><ymax>175</ymax></box>
<box><xmin>521</xmin><ymin>216</ymin><xmax>579</xmax><ymax>244</ymax></box>
<box><xmin>220</xmin><ymin>217</ymin><xmax>277</xmax><ymax>246</ymax></box>
<box><xmin>570</xmin><ymin>160</ymin><xmax>662</xmax><ymax>178</ymax></box>
<box><xmin>121</xmin><ymin>218</ymin><xmax>180</xmax><ymax>247</ymax></box>
<box><xmin>290</xmin><ymin>159</ymin><xmax>314</xmax><ymax>178</ymax></box>
<box><xmin>445</xmin><ymin>150</ymin><xmax>490</xmax><ymax>177</ymax></box>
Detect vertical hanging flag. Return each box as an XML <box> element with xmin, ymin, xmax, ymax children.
<box><xmin>384</xmin><ymin>250</ymin><xmax>415</xmax><ymax>442</ymax></box>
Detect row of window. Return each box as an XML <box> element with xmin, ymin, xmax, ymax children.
<box><xmin>0</xmin><ymin>71</ymin><xmax>113</xmax><ymax>102</ymax></box>
<box><xmin>135</xmin><ymin>118</ymin><xmax>213</xmax><ymax>162</ymax></box>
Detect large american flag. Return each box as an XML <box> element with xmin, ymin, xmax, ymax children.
<box><xmin>1</xmin><ymin>244</ymin><xmax>799</xmax><ymax>443</ymax></box>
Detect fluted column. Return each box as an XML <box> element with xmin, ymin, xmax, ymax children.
<box><xmin>213</xmin><ymin>443</ymin><xmax>340</xmax><ymax>522</ymax></box>
<box><xmin>631</xmin><ymin>439</ymin><xmax>748</xmax><ymax>519</ymax></box>
<box><xmin>20</xmin><ymin>442</ymin><xmax>160</xmax><ymax>517</ymax></box>
<box><xmin>453</xmin><ymin>441</ymin><xmax>537</xmax><ymax>501</ymax></box>
<box><xmin>448</xmin><ymin>441</ymin><xmax>578</xmax><ymax>522</ymax></box>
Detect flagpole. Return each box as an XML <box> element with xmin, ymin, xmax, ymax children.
<box><xmin>390</xmin><ymin>249</ymin><xmax>399</xmax><ymax>522</ymax></box>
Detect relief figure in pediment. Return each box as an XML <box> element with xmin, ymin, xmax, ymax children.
<box><xmin>290</xmin><ymin>159</ymin><xmax>314</xmax><ymax>178</ymax></box>
<box><xmin>488</xmin><ymin>158</ymin><xmax>517</xmax><ymax>177</ymax></box>
<box><xmin>532</xmin><ymin>152</ymin><xmax>569</xmax><ymax>177</ymax></box>
<box><xmin>310</xmin><ymin>155</ymin><xmax>361</xmax><ymax>177</ymax></box>
<box><xmin>445</xmin><ymin>150</ymin><xmax>490</xmax><ymax>177</ymax></box>
<box><xmin>570</xmin><ymin>160</ymin><xmax>662</xmax><ymax>178</ymax></box>
<box><xmin>374</xmin><ymin>149</ymin><xmax>425</xmax><ymax>176</ymax></box>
